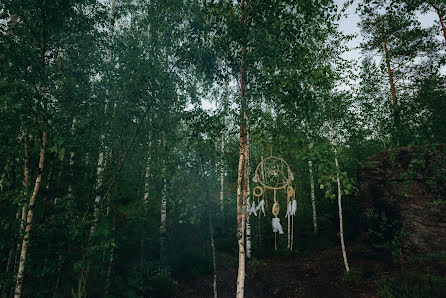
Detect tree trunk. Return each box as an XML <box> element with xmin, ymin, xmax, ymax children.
<box><xmin>334</xmin><ymin>154</ymin><xmax>350</xmax><ymax>273</ymax></box>
<box><xmin>105</xmin><ymin>219</ymin><xmax>115</xmax><ymax>296</ymax></box>
<box><xmin>66</xmin><ymin>117</ymin><xmax>77</xmax><ymax>202</ymax></box>
<box><xmin>308</xmin><ymin>160</ymin><xmax>318</xmax><ymax>235</ymax></box>
<box><xmin>220</xmin><ymin>130</ymin><xmax>224</xmax><ymax>212</ymax></box>
<box><xmin>236</xmin><ymin>126</ymin><xmax>246</xmax><ymax>298</ymax></box>
<box><xmin>236</xmin><ymin>0</ymin><xmax>248</xmax><ymax>296</ymax></box>
<box><xmin>245</xmin><ymin>127</ymin><xmax>251</xmax><ymax>258</ymax></box>
<box><xmin>383</xmin><ymin>39</ymin><xmax>397</xmax><ymax>105</ymax></box>
<box><xmin>431</xmin><ymin>3</ymin><xmax>446</xmax><ymax>43</ymax></box>
<box><xmin>143</xmin><ymin>152</ymin><xmax>150</xmax><ymax>205</ymax></box>
<box><xmin>330</xmin><ymin>108</ymin><xmax>350</xmax><ymax>273</ymax></box>
<box><xmin>160</xmin><ymin>134</ymin><xmax>167</xmax><ymax>265</ymax></box>
<box><xmin>8</xmin><ymin>131</ymin><xmax>30</xmax><ymax>274</ymax></box>
<box><xmin>93</xmin><ymin>0</ymin><xmax>116</xmax><ymax>210</ymax></box>
<box><xmin>143</xmin><ymin>118</ymin><xmax>152</xmax><ymax>205</ymax></box>
<box><xmin>14</xmin><ymin>124</ymin><xmax>47</xmax><ymax>298</ymax></box>
<box><xmin>287</xmin><ymin>195</ymin><xmax>291</xmax><ymax>249</ymax></box>
<box><xmin>207</xmin><ymin>191</ymin><xmax>218</xmax><ymax>298</ymax></box>
<box><xmin>89</xmin><ymin>0</ymin><xmax>116</xmax><ymax>238</ymax></box>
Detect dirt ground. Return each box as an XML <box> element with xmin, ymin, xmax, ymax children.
<box><xmin>179</xmin><ymin>245</ymin><xmax>386</xmax><ymax>298</ymax></box>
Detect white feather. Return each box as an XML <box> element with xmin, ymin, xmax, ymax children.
<box><xmin>285</xmin><ymin>201</ymin><xmax>292</xmax><ymax>218</ymax></box>
<box><xmin>291</xmin><ymin>200</ymin><xmax>297</xmax><ymax>215</ymax></box>
<box><xmin>256</xmin><ymin>199</ymin><xmax>265</xmax><ymax>216</ymax></box>
<box><xmin>272</xmin><ymin>218</ymin><xmax>284</xmax><ymax>234</ymax></box>
<box><xmin>249</xmin><ymin>201</ymin><xmax>257</xmax><ymax>216</ymax></box>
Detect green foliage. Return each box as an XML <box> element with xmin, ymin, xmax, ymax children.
<box><xmin>0</xmin><ymin>0</ymin><xmax>444</xmax><ymax>296</ymax></box>
<box><xmin>377</xmin><ymin>272</ymin><xmax>446</xmax><ymax>298</ymax></box>
<box><xmin>365</xmin><ymin>208</ymin><xmax>406</xmax><ymax>264</ymax></box>
<box><xmin>343</xmin><ymin>267</ymin><xmax>363</xmax><ymax>287</ymax></box>
<box><xmin>377</xmin><ymin>252</ymin><xmax>446</xmax><ymax>298</ymax></box>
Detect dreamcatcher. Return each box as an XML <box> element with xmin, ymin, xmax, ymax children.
<box><xmin>252</xmin><ymin>150</ymin><xmax>297</xmax><ymax>250</ymax></box>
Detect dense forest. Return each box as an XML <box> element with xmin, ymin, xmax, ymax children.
<box><xmin>1</xmin><ymin>0</ymin><xmax>445</xmax><ymax>297</ymax></box>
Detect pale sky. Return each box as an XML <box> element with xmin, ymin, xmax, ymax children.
<box><xmin>336</xmin><ymin>0</ymin><xmax>439</xmax><ymax>63</ymax></box>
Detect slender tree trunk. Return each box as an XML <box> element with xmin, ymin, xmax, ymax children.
<box><xmin>143</xmin><ymin>158</ymin><xmax>150</xmax><ymax>203</ymax></box>
<box><xmin>383</xmin><ymin>38</ymin><xmax>401</xmax><ymax>143</ymax></box>
<box><xmin>90</xmin><ymin>0</ymin><xmax>116</xmax><ymax>238</ymax></box>
<box><xmin>220</xmin><ymin>130</ymin><xmax>224</xmax><ymax>212</ymax></box>
<box><xmin>207</xmin><ymin>191</ymin><xmax>218</xmax><ymax>298</ymax></box>
<box><xmin>287</xmin><ymin>195</ymin><xmax>291</xmax><ymax>249</ymax></box>
<box><xmin>430</xmin><ymin>3</ymin><xmax>446</xmax><ymax>43</ymax></box>
<box><xmin>383</xmin><ymin>39</ymin><xmax>397</xmax><ymax>105</ymax></box>
<box><xmin>8</xmin><ymin>131</ymin><xmax>30</xmax><ymax>274</ymax></box>
<box><xmin>236</xmin><ymin>126</ymin><xmax>246</xmax><ymax>298</ymax></box>
<box><xmin>140</xmin><ymin>121</ymin><xmax>152</xmax><ymax>290</ymax></box>
<box><xmin>308</xmin><ymin>160</ymin><xmax>318</xmax><ymax>235</ymax></box>
<box><xmin>334</xmin><ymin>153</ymin><xmax>350</xmax><ymax>272</ymax></box>
<box><xmin>66</xmin><ymin>117</ymin><xmax>76</xmax><ymax>201</ymax></box>
<box><xmin>143</xmin><ymin>119</ymin><xmax>152</xmax><ymax>206</ymax></box>
<box><xmin>236</xmin><ymin>1</ymin><xmax>248</xmax><ymax>296</ymax></box>
<box><xmin>105</xmin><ymin>219</ymin><xmax>115</xmax><ymax>296</ymax></box>
<box><xmin>245</xmin><ymin>127</ymin><xmax>251</xmax><ymax>258</ymax></box>
<box><xmin>330</xmin><ymin>107</ymin><xmax>350</xmax><ymax>273</ymax></box>
<box><xmin>81</xmin><ymin>3</ymin><xmax>116</xmax><ymax>293</ymax></box>
<box><xmin>160</xmin><ymin>134</ymin><xmax>167</xmax><ymax>265</ymax></box>
<box><xmin>93</xmin><ymin>0</ymin><xmax>116</xmax><ymax>210</ymax></box>
<box><xmin>14</xmin><ymin>124</ymin><xmax>47</xmax><ymax>298</ymax></box>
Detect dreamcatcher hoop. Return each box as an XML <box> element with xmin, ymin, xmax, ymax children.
<box><xmin>252</xmin><ymin>151</ymin><xmax>297</xmax><ymax>251</ymax></box>
<box><xmin>254</xmin><ymin>156</ymin><xmax>291</xmax><ymax>191</ymax></box>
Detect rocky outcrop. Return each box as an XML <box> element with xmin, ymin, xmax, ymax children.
<box><xmin>358</xmin><ymin>144</ymin><xmax>446</xmax><ymax>255</ymax></box>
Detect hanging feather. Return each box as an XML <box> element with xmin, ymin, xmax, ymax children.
<box><xmin>253</xmin><ymin>173</ymin><xmax>258</xmax><ymax>183</ymax></box>
<box><xmin>249</xmin><ymin>201</ymin><xmax>257</xmax><ymax>216</ymax></box>
<box><xmin>272</xmin><ymin>218</ymin><xmax>284</xmax><ymax>234</ymax></box>
<box><xmin>285</xmin><ymin>201</ymin><xmax>292</xmax><ymax>218</ymax></box>
<box><xmin>256</xmin><ymin>199</ymin><xmax>265</xmax><ymax>216</ymax></box>
<box><xmin>291</xmin><ymin>200</ymin><xmax>297</xmax><ymax>215</ymax></box>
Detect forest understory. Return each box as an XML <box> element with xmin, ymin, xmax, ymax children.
<box><xmin>181</xmin><ymin>244</ymin><xmax>382</xmax><ymax>298</ymax></box>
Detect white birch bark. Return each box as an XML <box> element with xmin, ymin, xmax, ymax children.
<box><xmin>68</xmin><ymin>118</ymin><xmax>76</xmax><ymax>196</ymax></box>
<box><xmin>9</xmin><ymin>131</ymin><xmax>30</xmax><ymax>273</ymax></box>
<box><xmin>236</xmin><ymin>140</ymin><xmax>245</xmax><ymax>298</ymax></box>
<box><xmin>220</xmin><ymin>130</ymin><xmax>224</xmax><ymax>212</ymax></box>
<box><xmin>207</xmin><ymin>192</ymin><xmax>218</xmax><ymax>298</ymax></box>
<box><xmin>143</xmin><ymin>159</ymin><xmax>150</xmax><ymax>203</ymax></box>
<box><xmin>105</xmin><ymin>219</ymin><xmax>115</xmax><ymax>295</ymax></box>
<box><xmin>10</xmin><ymin>207</ymin><xmax>27</xmax><ymax>273</ymax></box>
<box><xmin>143</xmin><ymin>120</ymin><xmax>152</xmax><ymax>206</ymax></box>
<box><xmin>290</xmin><ymin>212</ymin><xmax>294</xmax><ymax>250</ymax></box>
<box><xmin>330</xmin><ymin>113</ymin><xmax>350</xmax><ymax>273</ymax></box>
<box><xmin>246</xmin><ymin>128</ymin><xmax>251</xmax><ymax>258</ymax></box>
<box><xmin>287</xmin><ymin>196</ymin><xmax>291</xmax><ymax>249</ymax></box>
<box><xmin>237</xmin><ymin>1</ymin><xmax>248</xmax><ymax>295</ymax></box>
<box><xmin>308</xmin><ymin>160</ymin><xmax>318</xmax><ymax>235</ymax></box>
<box><xmin>335</xmin><ymin>154</ymin><xmax>350</xmax><ymax>272</ymax></box>
<box><xmin>160</xmin><ymin>134</ymin><xmax>167</xmax><ymax>264</ymax></box>
<box><xmin>91</xmin><ymin>0</ymin><xmax>116</xmax><ymax>234</ymax></box>
<box><xmin>14</xmin><ymin>125</ymin><xmax>47</xmax><ymax>298</ymax></box>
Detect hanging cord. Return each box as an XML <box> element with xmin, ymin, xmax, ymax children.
<box><xmin>272</xmin><ymin>189</ymin><xmax>283</xmax><ymax>250</ymax></box>
<box><xmin>290</xmin><ymin>187</ymin><xmax>293</xmax><ymax>251</ymax></box>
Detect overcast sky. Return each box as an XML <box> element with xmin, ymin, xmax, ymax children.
<box><xmin>201</xmin><ymin>0</ymin><xmax>441</xmax><ymax>110</ymax></box>
<box><xmin>336</xmin><ymin>0</ymin><xmax>439</xmax><ymax>63</ymax></box>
